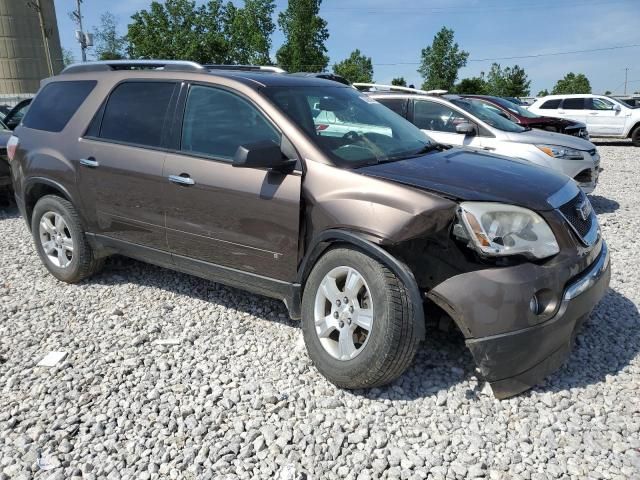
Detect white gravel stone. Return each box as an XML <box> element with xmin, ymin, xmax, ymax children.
<box><xmin>0</xmin><ymin>139</ymin><xmax>639</xmax><ymax>479</ymax></box>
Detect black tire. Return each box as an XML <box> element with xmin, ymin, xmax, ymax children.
<box><xmin>632</xmin><ymin>126</ymin><xmax>640</xmax><ymax>147</ymax></box>
<box><xmin>301</xmin><ymin>247</ymin><xmax>421</xmax><ymax>389</ymax></box>
<box><xmin>31</xmin><ymin>195</ymin><xmax>103</xmax><ymax>283</ymax></box>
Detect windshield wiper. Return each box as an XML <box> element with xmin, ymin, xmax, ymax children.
<box><xmin>374</xmin><ymin>143</ymin><xmax>443</xmax><ymax>164</ymax></box>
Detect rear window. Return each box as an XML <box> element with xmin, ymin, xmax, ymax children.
<box><xmin>98</xmin><ymin>82</ymin><xmax>176</xmax><ymax>148</ymax></box>
<box><xmin>377</xmin><ymin>98</ymin><xmax>408</xmax><ymax>118</ymax></box>
<box><xmin>23</xmin><ymin>80</ymin><xmax>96</xmax><ymax>132</ymax></box>
<box><xmin>562</xmin><ymin>98</ymin><xmax>585</xmax><ymax>110</ymax></box>
<box><xmin>539</xmin><ymin>99</ymin><xmax>561</xmax><ymax>109</ymax></box>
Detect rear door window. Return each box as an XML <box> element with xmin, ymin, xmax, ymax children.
<box><xmin>98</xmin><ymin>82</ymin><xmax>176</xmax><ymax>148</ymax></box>
<box><xmin>413</xmin><ymin>100</ymin><xmax>469</xmax><ymax>132</ymax></box>
<box><xmin>539</xmin><ymin>99</ymin><xmax>561</xmax><ymax>109</ymax></box>
<box><xmin>23</xmin><ymin>81</ymin><xmax>96</xmax><ymax>132</ymax></box>
<box><xmin>376</xmin><ymin>98</ymin><xmax>408</xmax><ymax>118</ymax></box>
<box><xmin>180</xmin><ymin>85</ymin><xmax>280</xmax><ymax>161</ymax></box>
<box><xmin>562</xmin><ymin>98</ymin><xmax>586</xmax><ymax>110</ymax></box>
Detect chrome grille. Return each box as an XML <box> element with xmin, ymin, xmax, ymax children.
<box><xmin>558</xmin><ymin>191</ymin><xmax>595</xmax><ymax>242</ymax></box>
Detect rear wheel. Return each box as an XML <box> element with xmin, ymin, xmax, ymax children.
<box><xmin>301</xmin><ymin>247</ymin><xmax>421</xmax><ymax>389</ymax></box>
<box><xmin>31</xmin><ymin>195</ymin><xmax>103</xmax><ymax>283</ymax></box>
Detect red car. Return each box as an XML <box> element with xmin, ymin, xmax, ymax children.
<box><xmin>462</xmin><ymin>95</ymin><xmax>589</xmax><ymax>139</ymax></box>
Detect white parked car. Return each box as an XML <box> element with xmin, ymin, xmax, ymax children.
<box><xmin>528</xmin><ymin>94</ymin><xmax>640</xmax><ymax>146</ymax></box>
<box><xmin>366</xmin><ymin>89</ymin><xmax>601</xmax><ymax>193</ymax></box>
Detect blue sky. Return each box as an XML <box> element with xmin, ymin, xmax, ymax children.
<box><xmin>53</xmin><ymin>0</ymin><xmax>640</xmax><ymax>95</ymax></box>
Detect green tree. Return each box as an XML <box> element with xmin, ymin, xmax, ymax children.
<box><xmin>552</xmin><ymin>73</ymin><xmax>592</xmax><ymax>94</ymax></box>
<box><xmin>537</xmin><ymin>89</ymin><xmax>549</xmax><ymax>97</ymax></box>
<box><xmin>224</xmin><ymin>0</ymin><xmax>275</xmax><ymax>64</ymax></box>
<box><xmin>62</xmin><ymin>48</ymin><xmax>75</xmax><ymax>67</ymax></box>
<box><xmin>332</xmin><ymin>49</ymin><xmax>373</xmax><ymax>83</ymax></box>
<box><xmin>276</xmin><ymin>0</ymin><xmax>329</xmax><ymax>71</ymax></box>
<box><xmin>93</xmin><ymin>12</ymin><xmax>127</xmax><ymax>60</ymax></box>
<box><xmin>418</xmin><ymin>27</ymin><xmax>469</xmax><ymax>91</ymax></box>
<box><xmin>391</xmin><ymin>77</ymin><xmax>407</xmax><ymax>87</ymax></box>
<box><xmin>127</xmin><ymin>0</ymin><xmax>229</xmax><ymax>63</ymax></box>
<box><xmin>604</xmin><ymin>90</ymin><xmax>612</xmax><ymax>95</ymax></box>
<box><xmin>454</xmin><ymin>76</ymin><xmax>487</xmax><ymax>94</ymax></box>
<box><xmin>485</xmin><ymin>63</ymin><xmax>530</xmax><ymax>96</ymax></box>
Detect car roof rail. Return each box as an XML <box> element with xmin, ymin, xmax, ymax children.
<box><xmin>61</xmin><ymin>60</ymin><xmax>206</xmax><ymax>74</ymax></box>
<box><xmin>353</xmin><ymin>83</ymin><xmax>448</xmax><ymax>96</ymax></box>
<box><xmin>203</xmin><ymin>64</ymin><xmax>286</xmax><ymax>73</ymax></box>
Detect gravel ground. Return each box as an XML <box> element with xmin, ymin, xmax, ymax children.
<box><xmin>1</xmin><ymin>139</ymin><xmax>639</xmax><ymax>480</ymax></box>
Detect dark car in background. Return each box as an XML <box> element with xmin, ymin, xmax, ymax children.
<box><xmin>463</xmin><ymin>95</ymin><xmax>589</xmax><ymax>139</ymax></box>
<box><xmin>3</xmin><ymin>98</ymin><xmax>32</xmax><ymax>131</ymax></box>
<box><xmin>0</xmin><ymin>118</ymin><xmax>14</xmax><ymax>189</ymax></box>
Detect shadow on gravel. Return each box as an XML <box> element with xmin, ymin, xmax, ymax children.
<box><xmin>591</xmin><ymin>139</ymin><xmax>634</xmax><ymax>147</ymax></box>
<box><xmin>534</xmin><ymin>289</ymin><xmax>640</xmax><ymax>395</ymax></box>
<box><xmin>89</xmin><ymin>255</ymin><xmax>298</xmax><ymax>328</ymax></box>
<box><xmin>589</xmin><ymin>194</ymin><xmax>620</xmax><ymax>214</ymax></box>
<box><xmin>0</xmin><ymin>201</ymin><xmax>19</xmax><ymax>219</ymax></box>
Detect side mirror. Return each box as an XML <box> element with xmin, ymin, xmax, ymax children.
<box><xmin>233</xmin><ymin>140</ymin><xmax>296</xmax><ymax>172</ymax></box>
<box><xmin>455</xmin><ymin>122</ymin><xmax>477</xmax><ymax>136</ymax></box>
<box><xmin>613</xmin><ymin>104</ymin><xmax>622</xmax><ymax>112</ymax></box>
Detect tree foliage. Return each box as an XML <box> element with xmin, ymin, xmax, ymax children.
<box><xmin>485</xmin><ymin>63</ymin><xmax>530</xmax><ymax>96</ymax></box>
<box><xmin>127</xmin><ymin>0</ymin><xmax>276</xmax><ymax>65</ymax></box>
<box><xmin>453</xmin><ymin>76</ymin><xmax>487</xmax><ymax>94</ymax></box>
<box><xmin>552</xmin><ymin>73</ymin><xmax>592</xmax><ymax>94</ymax></box>
<box><xmin>93</xmin><ymin>12</ymin><xmax>127</xmax><ymax>60</ymax></box>
<box><xmin>62</xmin><ymin>48</ymin><xmax>75</xmax><ymax>67</ymax></box>
<box><xmin>391</xmin><ymin>77</ymin><xmax>407</xmax><ymax>87</ymax></box>
<box><xmin>276</xmin><ymin>0</ymin><xmax>329</xmax><ymax>71</ymax></box>
<box><xmin>418</xmin><ymin>27</ymin><xmax>469</xmax><ymax>91</ymax></box>
<box><xmin>537</xmin><ymin>89</ymin><xmax>549</xmax><ymax>97</ymax></box>
<box><xmin>332</xmin><ymin>49</ymin><xmax>373</xmax><ymax>83</ymax></box>
<box><xmin>224</xmin><ymin>0</ymin><xmax>275</xmax><ymax>64</ymax></box>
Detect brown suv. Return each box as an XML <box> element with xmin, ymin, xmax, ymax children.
<box><xmin>8</xmin><ymin>61</ymin><xmax>611</xmax><ymax>398</ymax></box>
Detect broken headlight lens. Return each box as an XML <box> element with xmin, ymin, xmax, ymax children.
<box><xmin>456</xmin><ymin>202</ymin><xmax>559</xmax><ymax>260</ymax></box>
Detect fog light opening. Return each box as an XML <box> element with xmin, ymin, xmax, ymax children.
<box><xmin>529</xmin><ymin>295</ymin><xmax>541</xmax><ymax>315</ymax></box>
<box><xmin>530</xmin><ymin>289</ymin><xmax>558</xmax><ymax>317</ymax></box>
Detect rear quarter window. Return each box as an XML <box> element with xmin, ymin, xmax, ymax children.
<box><xmin>23</xmin><ymin>80</ymin><xmax>97</xmax><ymax>132</ymax></box>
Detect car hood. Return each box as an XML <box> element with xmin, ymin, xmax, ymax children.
<box><xmin>523</xmin><ymin>116</ymin><xmax>584</xmax><ymax>129</ymax></box>
<box><xmin>357</xmin><ymin>148</ymin><xmax>570</xmax><ymax>212</ymax></box>
<box><xmin>504</xmin><ymin>128</ymin><xmax>595</xmax><ymax>150</ymax></box>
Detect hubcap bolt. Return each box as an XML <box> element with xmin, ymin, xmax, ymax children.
<box><xmin>347</xmin><ymin>318</ymin><xmax>352</xmax><ymax>325</ymax></box>
<box><xmin>336</xmin><ymin>299</ymin><xmax>341</xmax><ymax>307</ymax></box>
<box><xmin>333</xmin><ymin>311</ymin><xmax>339</xmax><ymax>319</ymax></box>
<box><xmin>344</xmin><ymin>297</ymin><xmax>349</xmax><ymax>304</ymax></box>
<box><xmin>339</xmin><ymin>321</ymin><xmax>344</xmax><ymax>328</ymax></box>
<box><xmin>349</xmin><ymin>306</ymin><xmax>354</xmax><ymax>313</ymax></box>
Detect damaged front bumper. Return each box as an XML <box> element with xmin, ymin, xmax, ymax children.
<box><xmin>429</xmin><ymin>241</ymin><xmax>611</xmax><ymax>399</ymax></box>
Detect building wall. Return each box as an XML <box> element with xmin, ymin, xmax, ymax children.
<box><xmin>0</xmin><ymin>0</ymin><xmax>64</xmax><ymax>95</ymax></box>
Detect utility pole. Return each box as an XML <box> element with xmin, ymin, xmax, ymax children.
<box><xmin>72</xmin><ymin>0</ymin><xmax>87</xmax><ymax>62</ymax></box>
<box><xmin>624</xmin><ymin>67</ymin><xmax>629</xmax><ymax>95</ymax></box>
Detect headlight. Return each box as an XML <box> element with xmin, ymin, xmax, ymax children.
<box><xmin>455</xmin><ymin>202</ymin><xmax>559</xmax><ymax>259</ymax></box>
<box><xmin>536</xmin><ymin>144</ymin><xmax>584</xmax><ymax>160</ymax></box>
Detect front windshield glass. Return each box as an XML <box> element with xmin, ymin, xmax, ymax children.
<box><xmin>450</xmin><ymin>98</ymin><xmax>526</xmax><ymax>132</ymax></box>
<box><xmin>491</xmin><ymin>97</ymin><xmax>539</xmax><ymax>118</ymax></box>
<box><xmin>264</xmin><ymin>86</ymin><xmax>434</xmax><ymax>167</ymax></box>
<box><xmin>606</xmin><ymin>96</ymin><xmax>638</xmax><ymax>109</ymax></box>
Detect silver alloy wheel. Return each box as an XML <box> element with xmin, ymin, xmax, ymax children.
<box><xmin>39</xmin><ymin>211</ymin><xmax>74</xmax><ymax>268</ymax></box>
<box><xmin>314</xmin><ymin>266</ymin><xmax>374</xmax><ymax>361</ymax></box>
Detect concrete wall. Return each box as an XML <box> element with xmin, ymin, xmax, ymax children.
<box><xmin>0</xmin><ymin>0</ymin><xmax>64</xmax><ymax>95</ymax></box>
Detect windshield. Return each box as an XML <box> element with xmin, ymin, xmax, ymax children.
<box><xmin>450</xmin><ymin>98</ymin><xmax>526</xmax><ymax>133</ymax></box>
<box><xmin>263</xmin><ymin>86</ymin><xmax>434</xmax><ymax>167</ymax></box>
<box><xmin>491</xmin><ymin>97</ymin><xmax>539</xmax><ymax>118</ymax></box>
<box><xmin>606</xmin><ymin>96</ymin><xmax>638</xmax><ymax>109</ymax></box>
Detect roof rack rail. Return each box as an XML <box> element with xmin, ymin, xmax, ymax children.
<box><xmin>61</xmin><ymin>60</ymin><xmax>206</xmax><ymax>74</ymax></box>
<box><xmin>352</xmin><ymin>83</ymin><xmax>448</xmax><ymax>96</ymax></box>
<box><xmin>203</xmin><ymin>64</ymin><xmax>286</xmax><ymax>74</ymax></box>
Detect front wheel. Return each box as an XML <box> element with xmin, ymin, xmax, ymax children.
<box><xmin>632</xmin><ymin>126</ymin><xmax>640</xmax><ymax>147</ymax></box>
<box><xmin>301</xmin><ymin>247</ymin><xmax>421</xmax><ymax>389</ymax></box>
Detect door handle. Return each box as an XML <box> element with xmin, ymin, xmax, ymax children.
<box><xmin>482</xmin><ymin>146</ymin><xmax>496</xmax><ymax>151</ymax></box>
<box><xmin>168</xmin><ymin>174</ymin><xmax>195</xmax><ymax>186</ymax></box>
<box><xmin>80</xmin><ymin>157</ymin><xmax>99</xmax><ymax>168</ymax></box>
<box><xmin>588</xmin><ymin>112</ymin><xmax>599</xmax><ymax>115</ymax></box>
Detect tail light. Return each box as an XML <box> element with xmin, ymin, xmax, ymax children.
<box><xmin>316</xmin><ymin>124</ymin><xmax>329</xmax><ymax>131</ymax></box>
<box><xmin>7</xmin><ymin>135</ymin><xmax>19</xmax><ymax>162</ymax></box>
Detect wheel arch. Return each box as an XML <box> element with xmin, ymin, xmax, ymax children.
<box><xmin>628</xmin><ymin>121</ymin><xmax>640</xmax><ymax>138</ymax></box>
<box><xmin>23</xmin><ymin>178</ymin><xmax>76</xmax><ymax>228</ymax></box>
<box><xmin>295</xmin><ymin>229</ymin><xmax>426</xmax><ymax>340</ymax></box>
